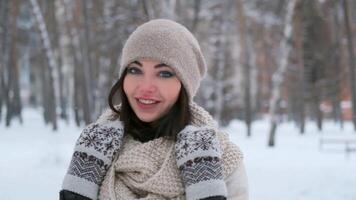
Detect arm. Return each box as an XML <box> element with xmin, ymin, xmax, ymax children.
<box><xmin>175</xmin><ymin>125</ymin><xmax>227</xmax><ymax>200</ymax></box>
<box><xmin>61</xmin><ymin>120</ymin><xmax>124</xmax><ymax>200</ymax></box>
<box><xmin>226</xmin><ymin>161</ymin><xmax>249</xmax><ymax>200</ymax></box>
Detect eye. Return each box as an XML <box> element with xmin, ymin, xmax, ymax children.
<box><xmin>127</xmin><ymin>66</ymin><xmax>142</xmax><ymax>75</ymax></box>
<box><xmin>158</xmin><ymin>71</ymin><xmax>174</xmax><ymax>78</ymax></box>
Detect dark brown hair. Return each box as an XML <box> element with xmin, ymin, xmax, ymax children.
<box><xmin>108</xmin><ymin>68</ymin><xmax>191</xmax><ymax>142</ymax></box>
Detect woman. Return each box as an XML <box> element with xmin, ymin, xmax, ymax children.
<box><xmin>60</xmin><ymin>19</ymin><xmax>248</xmax><ymax>200</ymax></box>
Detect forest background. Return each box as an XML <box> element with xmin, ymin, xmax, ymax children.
<box><xmin>1</xmin><ymin>0</ymin><xmax>356</xmax><ymax>147</ymax></box>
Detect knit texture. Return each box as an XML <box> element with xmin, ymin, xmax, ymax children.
<box><xmin>62</xmin><ymin>118</ymin><xmax>124</xmax><ymax>200</ymax></box>
<box><xmin>175</xmin><ymin>126</ymin><xmax>227</xmax><ymax>200</ymax></box>
<box><xmin>98</xmin><ymin>103</ymin><xmax>243</xmax><ymax>200</ymax></box>
<box><xmin>119</xmin><ymin>19</ymin><xmax>207</xmax><ymax>100</ymax></box>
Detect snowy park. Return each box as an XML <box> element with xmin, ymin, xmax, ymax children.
<box><xmin>1</xmin><ymin>109</ymin><xmax>356</xmax><ymax>200</ymax></box>
<box><xmin>2</xmin><ymin>0</ymin><xmax>356</xmax><ymax>200</ymax></box>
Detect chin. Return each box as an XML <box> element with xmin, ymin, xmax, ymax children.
<box><xmin>137</xmin><ymin>114</ymin><xmax>157</xmax><ymax>123</ymax></box>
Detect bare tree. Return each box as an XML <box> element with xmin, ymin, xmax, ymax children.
<box><xmin>50</xmin><ymin>0</ymin><xmax>67</xmax><ymax>120</ymax></box>
<box><xmin>0</xmin><ymin>0</ymin><xmax>10</xmax><ymax>122</ymax></box>
<box><xmin>30</xmin><ymin>0</ymin><xmax>58</xmax><ymax>130</ymax></box>
<box><xmin>142</xmin><ymin>0</ymin><xmax>176</xmax><ymax>20</ymax></box>
<box><xmin>4</xmin><ymin>0</ymin><xmax>22</xmax><ymax>126</ymax></box>
<box><xmin>268</xmin><ymin>0</ymin><xmax>298</xmax><ymax>147</ymax></box>
<box><xmin>80</xmin><ymin>0</ymin><xmax>95</xmax><ymax>124</ymax></box>
<box><xmin>4</xmin><ymin>0</ymin><xmax>355</xmax><ymax>135</ymax></box>
<box><xmin>236</xmin><ymin>0</ymin><xmax>253</xmax><ymax>137</ymax></box>
<box><xmin>342</xmin><ymin>0</ymin><xmax>356</xmax><ymax>131</ymax></box>
<box><xmin>289</xmin><ymin>1</ymin><xmax>306</xmax><ymax>134</ymax></box>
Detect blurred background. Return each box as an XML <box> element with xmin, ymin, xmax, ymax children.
<box><xmin>1</xmin><ymin>0</ymin><xmax>356</xmax><ymax>200</ymax></box>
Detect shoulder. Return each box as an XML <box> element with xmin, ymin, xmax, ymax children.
<box><xmin>215</xmin><ymin>130</ymin><xmax>244</xmax><ymax>176</ymax></box>
<box><xmin>226</xmin><ymin>160</ymin><xmax>249</xmax><ymax>200</ymax></box>
<box><xmin>95</xmin><ymin>108</ymin><xmax>121</xmax><ymax>127</ymax></box>
<box><xmin>78</xmin><ymin>109</ymin><xmax>123</xmax><ymax>138</ymax></box>
<box><xmin>79</xmin><ymin>109</ymin><xmax>122</xmax><ymax>132</ymax></box>
<box><xmin>216</xmin><ymin>130</ymin><xmax>249</xmax><ymax>200</ymax></box>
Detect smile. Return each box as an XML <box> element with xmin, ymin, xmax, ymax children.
<box><xmin>138</xmin><ymin>98</ymin><xmax>158</xmax><ymax>104</ymax></box>
<box><xmin>135</xmin><ymin>98</ymin><xmax>161</xmax><ymax>111</ymax></box>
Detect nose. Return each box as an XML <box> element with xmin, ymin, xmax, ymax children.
<box><xmin>137</xmin><ymin>76</ymin><xmax>157</xmax><ymax>93</ymax></box>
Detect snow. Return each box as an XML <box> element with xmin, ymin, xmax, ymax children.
<box><xmin>226</xmin><ymin>120</ymin><xmax>356</xmax><ymax>200</ymax></box>
<box><xmin>1</xmin><ymin>109</ymin><xmax>356</xmax><ymax>200</ymax></box>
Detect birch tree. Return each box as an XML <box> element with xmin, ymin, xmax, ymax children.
<box><xmin>30</xmin><ymin>0</ymin><xmax>58</xmax><ymax>130</ymax></box>
<box><xmin>50</xmin><ymin>0</ymin><xmax>67</xmax><ymax>120</ymax></box>
<box><xmin>268</xmin><ymin>0</ymin><xmax>298</xmax><ymax>147</ymax></box>
<box><xmin>196</xmin><ymin>1</ymin><xmax>238</xmax><ymax>125</ymax></box>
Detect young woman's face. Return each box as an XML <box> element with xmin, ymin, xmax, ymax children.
<box><xmin>123</xmin><ymin>58</ymin><xmax>182</xmax><ymax>123</ymax></box>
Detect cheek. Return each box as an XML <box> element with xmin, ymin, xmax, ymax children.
<box><xmin>161</xmin><ymin>81</ymin><xmax>181</xmax><ymax>102</ymax></box>
<box><xmin>123</xmin><ymin>77</ymin><xmax>134</xmax><ymax>96</ymax></box>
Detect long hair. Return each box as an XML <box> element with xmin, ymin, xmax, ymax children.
<box><xmin>108</xmin><ymin>68</ymin><xmax>191</xmax><ymax>142</ymax></box>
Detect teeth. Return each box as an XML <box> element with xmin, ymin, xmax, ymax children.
<box><xmin>138</xmin><ymin>99</ymin><xmax>156</xmax><ymax>104</ymax></box>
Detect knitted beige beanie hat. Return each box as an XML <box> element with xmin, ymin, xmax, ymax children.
<box><xmin>119</xmin><ymin>19</ymin><xmax>207</xmax><ymax>100</ymax></box>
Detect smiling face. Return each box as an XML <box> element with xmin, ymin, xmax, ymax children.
<box><xmin>123</xmin><ymin>58</ymin><xmax>182</xmax><ymax>123</ymax></box>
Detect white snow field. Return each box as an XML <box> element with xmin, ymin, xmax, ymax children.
<box><xmin>1</xmin><ymin>109</ymin><xmax>356</xmax><ymax>200</ymax></box>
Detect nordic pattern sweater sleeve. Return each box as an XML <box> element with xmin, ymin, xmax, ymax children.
<box><xmin>61</xmin><ymin>120</ymin><xmax>124</xmax><ymax>200</ymax></box>
<box><xmin>175</xmin><ymin>125</ymin><xmax>227</xmax><ymax>200</ymax></box>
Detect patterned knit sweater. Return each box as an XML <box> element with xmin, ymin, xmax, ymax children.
<box><xmin>98</xmin><ymin>102</ymin><xmax>244</xmax><ymax>200</ymax></box>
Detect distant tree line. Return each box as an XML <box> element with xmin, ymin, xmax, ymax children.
<box><xmin>0</xmin><ymin>0</ymin><xmax>355</xmax><ymax>146</ymax></box>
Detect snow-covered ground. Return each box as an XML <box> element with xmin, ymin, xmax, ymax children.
<box><xmin>1</xmin><ymin>109</ymin><xmax>356</xmax><ymax>200</ymax></box>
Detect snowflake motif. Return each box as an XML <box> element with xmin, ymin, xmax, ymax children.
<box><xmin>79</xmin><ymin>132</ymin><xmax>101</xmax><ymax>148</ymax></box>
<box><xmin>182</xmin><ymin>142</ymin><xmax>190</xmax><ymax>152</ymax></box>
<box><xmin>77</xmin><ymin>123</ymin><xmax>123</xmax><ymax>160</ymax></box>
<box><xmin>103</xmin><ymin>139</ymin><xmax>115</xmax><ymax>156</ymax></box>
<box><xmin>193</xmin><ymin>134</ymin><xmax>214</xmax><ymax>151</ymax></box>
<box><xmin>175</xmin><ymin>128</ymin><xmax>219</xmax><ymax>160</ymax></box>
<box><xmin>191</xmin><ymin>129</ymin><xmax>217</xmax><ymax>151</ymax></box>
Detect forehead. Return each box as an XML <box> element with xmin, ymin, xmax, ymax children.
<box><xmin>133</xmin><ymin>58</ymin><xmax>174</xmax><ymax>70</ymax></box>
<box><xmin>139</xmin><ymin>58</ymin><xmax>163</xmax><ymax>65</ymax></box>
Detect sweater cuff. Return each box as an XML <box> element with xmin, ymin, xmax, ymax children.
<box><xmin>62</xmin><ymin>174</ymin><xmax>99</xmax><ymax>200</ymax></box>
<box><xmin>185</xmin><ymin>179</ymin><xmax>227</xmax><ymax>200</ymax></box>
<box><xmin>60</xmin><ymin>190</ymin><xmax>93</xmax><ymax>200</ymax></box>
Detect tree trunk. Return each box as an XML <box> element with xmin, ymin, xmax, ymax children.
<box><xmin>0</xmin><ymin>0</ymin><xmax>10</xmax><ymax>122</ymax></box>
<box><xmin>142</xmin><ymin>1</ymin><xmax>155</xmax><ymax>20</ymax></box>
<box><xmin>60</xmin><ymin>0</ymin><xmax>82</xmax><ymax>126</ymax></box>
<box><xmin>268</xmin><ymin>0</ymin><xmax>298</xmax><ymax>147</ymax></box>
<box><xmin>315</xmin><ymin>90</ymin><xmax>323</xmax><ymax>131</ymax></box>
<box><xmin>330</xmin><ymin>1</ymin><xmax>344</xmax><ymax>129</ymax></box>
<box><xmin>80</xmin><ymin>0</ymin><xmax>95</xmax><ymax>124</ymax></box>
<box><xmin>162</xmin><ymin>0</ymin><xmax>176</xmax><ymax>20</ymax></box>
<box><xmin>210</xmin><ymin>2</ymin><xmax>230</xmax><ymax>124</ymax></box>
<box><xmin>190</xmin><ymin>0</ymin><xmax>202</xmax><ymax>33</ymax></box>
<box><xmin>236</xmin><ymin>0</ymin><xmax>252</xmax><ymax>137</ymax></box>
<box><xmin>342</xmin><ymin>0</ymin><xmax>356</xmax><ymax>131</ymax></box>
<box><xmin>50</xmin><ymin>0</ymin><xmax>67</xmax><ymax>120</ymax></box>
<box><xmin>293</xmin><ymin>5</ymin><xmax>306</xmax><ymax>134</ymax></box>
<box><xmin>30</xmin><ymin>0</ymin><xmax>58</xmax><ymax>130</ymax></box>
<box><xmin>5</xmin><ymin>0</ymin><xmax>22</xmax><ymax>126</ymax></box>
<box><xmin>39</xmin><ymin>54</ymin><xmax>50</xmax><ymax>125</ymax></box>
<box><xmin>268</xmin><ymin>119</ymin><xmax>277</xmax><ymax>146</ymax></box>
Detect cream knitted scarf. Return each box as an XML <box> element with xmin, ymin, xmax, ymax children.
<box><xmin>98</xmin><ymin>102</ymin><xmax>243</xmax><ymax>200</ymax></box>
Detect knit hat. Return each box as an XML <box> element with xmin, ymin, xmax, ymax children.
<box><xmin>119</xmin><ymin>19</ymin><xmax>207</xmax><ymax>100</ymax></box>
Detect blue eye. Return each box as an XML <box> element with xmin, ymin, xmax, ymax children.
<box><xmin>127</xmin><ymin>66</ymin><xmax>141</xmax><ymax>75</ymax></box>
<box><xmin>159</xmin><ymin>71</ymin><xmax>174</xmax><ymax>78</ymax></box>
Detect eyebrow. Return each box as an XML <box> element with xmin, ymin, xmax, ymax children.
<box><xmin>132</xmin><ymin>61</ymin><xmax>169</xmax><ymax>69</ymax></box>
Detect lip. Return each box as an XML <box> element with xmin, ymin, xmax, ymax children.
<box><xmin>135</xmin><ymin>97</ymin><xmax>161</xmax><ymax>111</ymax></box>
